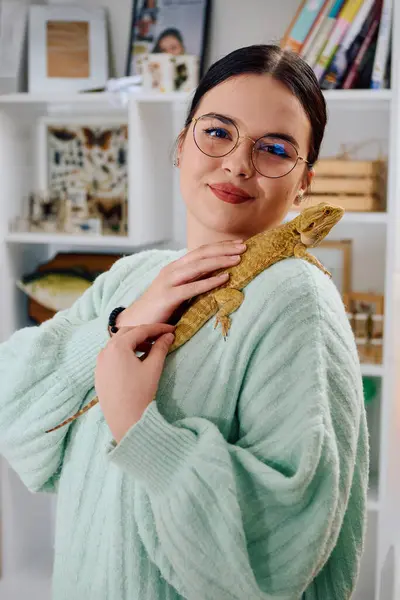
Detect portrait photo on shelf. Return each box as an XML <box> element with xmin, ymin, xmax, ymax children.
<box><xmin>126</xmin><ymin>0</ymin><xmax>211</xmax><ymax>87</ymax></box>
<box><xmin>34</xmin><ymin>116</ymin><xmax>129</xmax><ymax>237</ymax></box>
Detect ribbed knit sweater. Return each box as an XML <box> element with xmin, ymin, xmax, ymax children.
<box><xmin>0</xmin><ymin>248</ymin><xmax>369</xmax><ymax>600</ymax></box>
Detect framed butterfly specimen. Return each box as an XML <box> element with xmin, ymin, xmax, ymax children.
<box><xmin>36</xmin><ymin>116</ymin><xmax>129</xmax><ymax>237</ymax></box>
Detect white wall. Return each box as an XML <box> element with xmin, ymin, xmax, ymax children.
<box><xmin>49</xmin><ymin>0</ymin><xmax>301</xmax><ymax>79</ymax></box>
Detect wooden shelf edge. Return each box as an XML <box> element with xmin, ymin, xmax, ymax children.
<box><xmin>286</xmin><ymin>211</ymin><xmax>388</xmax><ymax>224</ymax></box>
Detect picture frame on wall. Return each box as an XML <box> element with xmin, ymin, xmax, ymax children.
<box><xmin>35</xmin><ymin>116</ymin><xmax>129</xmax><ymax>236</ymax></box>
<box><xmin>309</xmin><ymin>239</ymin><xmax>352</xmax><ymax>296</ymax></box>
<box><xmin>126</xmin><ymin>0</ymin><xmax>211</xmax><ymax>82</ymax></box>
<box><xmin>28</xmin><ymin>5</ymin><xmax>108</xmax><ymax>93</ymax></box>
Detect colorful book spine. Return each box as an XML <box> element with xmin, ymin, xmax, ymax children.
<box><xmin>281</xmin><ymin>1</ymin><xmax>306</xmax><ymax>48</ymax></box>
<box><xmin>321</xmin><ymin>0</ymin><xmax>377</xmax><ymax>89</ymax></box>
<box><xmin>343</xmin><ymin>12</ymin><xmax>380</xmax><ymax>89</ymax></box>
<box><xmin>313</xmin><ymin>0</ymin><xmax>364</xmax><ymax>82</ymax></box>
<box><xmin>371</xmin><ymin>0</ymin><xmax>393</xmax><ymax>89</ymax></box>
<box><xmin>283</xmin><ymin>0</ymin><xmax>328</xmax><ymax>54</ymax></box>
<box><xmin>300</xmin><ymin>0</ymin><xmax>336</xmax><ymax>58</ymax></box>
<box><xmin>303</xmin><ymin>0</ymin><xmax>346</xmax><ymax>68</ymax></box>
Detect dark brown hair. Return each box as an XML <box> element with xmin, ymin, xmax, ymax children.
<box><xmin>181</xmin><ymin>44</ymin><xmax>327</xmax><ymax>167</ymax></box>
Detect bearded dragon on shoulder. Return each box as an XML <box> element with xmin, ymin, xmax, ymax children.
<box><xmin>45</xmin><ymin>201</ymin><xmax>344</xmax><ymax>433</ymax></box>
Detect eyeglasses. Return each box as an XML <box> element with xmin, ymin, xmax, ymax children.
<box><xmin>191</xmin><ymin>113</ymin><xmax>312</xmax><ymax>179</ymax></box>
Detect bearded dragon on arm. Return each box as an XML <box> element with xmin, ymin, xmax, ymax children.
<box><xmin>45</xmin><ymin>202</ymin><xmax>344</xmax><ymax>433</ymax></box>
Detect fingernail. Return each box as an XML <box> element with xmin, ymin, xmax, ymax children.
<box><xmin>166</xmin><ymin>333</ymin><xmax>175</xmax><ymax>342</ymax></box>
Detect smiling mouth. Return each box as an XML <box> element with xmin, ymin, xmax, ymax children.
<box><xmin>208</xmin><ymin>184</ymin><xmax>254</xmax><ymax>204</ymax></box>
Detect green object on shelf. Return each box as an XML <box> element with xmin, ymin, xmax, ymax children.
<box><xmin>362</xmin><ymin>377</ymin><xmax>377</xmax><ymax>404</ymax></box>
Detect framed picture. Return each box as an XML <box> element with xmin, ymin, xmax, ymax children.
<box><xmin>28</xmin><ymin>5</ymin><xmax>108</xmax><ymax>93</ymax></box>
<box><xmin>36</xmin><ymin>116</ymin><xmax>128</xmax><ymax>236</ymax></box>
<box><xmin>141</xmin><ymin>52</ymin><xmax>199</xmax><ymax>92</ymax></box>
<box><xmin>343</xmin><ymin>292</ymin><xmax>384</xmax><ymax>315</ymax></box>
<box><xmin>126</xmin><ymin>0</ymin><xmax>211</xmax><ymax>80</ymax></box>
<box><xmin>309</xmin><ymin>240</ymin><xmax>352</xmax><ymax>295</ymax></box>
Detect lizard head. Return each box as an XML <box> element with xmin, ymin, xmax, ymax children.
<box><xmin>297</xmin><ymin>202</ymin><xmax>344</xmax><ymax>247</ymax></box>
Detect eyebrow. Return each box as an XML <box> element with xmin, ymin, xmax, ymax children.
<box><xmin>203</xmin><ymin>112</ymin><xmax>300</xmax><ymax>150</ymax></box>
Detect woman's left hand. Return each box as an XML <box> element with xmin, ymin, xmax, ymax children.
<box><xmin>95</xmin><ymin>323</ymin><xmax>176</xmax><ymax>444</ymax></box>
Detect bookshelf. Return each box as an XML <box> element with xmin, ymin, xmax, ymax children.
<box><xmin>0</xmin><ymin>1</ymin><xmax>399</xmax><ymax>599</ymax></box>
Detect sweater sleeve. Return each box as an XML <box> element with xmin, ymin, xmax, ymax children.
<box><xmin>106</xmin><ymin>264</ymin><xmax>369</xmax><ymax>600</ymax></box>
<box><xmin>0</xmin><ymin>252</ymin><xmax>149</xmax><ymax>494</ymax></box>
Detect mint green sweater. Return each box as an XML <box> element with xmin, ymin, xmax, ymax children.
<box><xmin>0</xmin><ymin>248</ymin><xmax>368</xmax><ymax>600</ymax></box>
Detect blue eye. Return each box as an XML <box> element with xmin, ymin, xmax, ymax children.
<box><xmin>204</xmin><ymin>127</ymin><xmax>231</xmax><ymax>140</ymax></box>
<box><xmin>259</xmin><ymin>142</ymin><xmax>290</xmax><ymax>158</ymax></box>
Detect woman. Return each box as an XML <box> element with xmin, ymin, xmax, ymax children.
<box><xmin>153</xmin><ymin>27</ymin><xmax>185</xmax><ymax>55</ymax></box>
<box><xmin>0</xmin><ymin>45</ymin><xmax>368</xmax><ymax>599</ymax></box>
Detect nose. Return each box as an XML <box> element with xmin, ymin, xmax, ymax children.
<box><xmin>221</xmin><ymin>136</ymin><xmax>255</xmax><ymax>179</ymax></box>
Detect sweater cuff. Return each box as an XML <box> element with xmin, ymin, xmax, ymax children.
<box><xmin>59</xmin><ymin>316</ymin><xmax>110</xmax><ymax>392</ymax></box>
<box><xmin>106</xmin><ymin>401</ymin><xmax>197</xmax><ymax>495</ymax></box>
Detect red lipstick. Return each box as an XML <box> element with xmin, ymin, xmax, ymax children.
<box><xmin>209</xmin><ymin>183</ymin><xmax>254</xmax><ymax>204</ymax></box>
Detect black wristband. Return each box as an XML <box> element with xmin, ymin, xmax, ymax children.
<box><xmin>108</xmin><ymin>306</ymin><xmax>126</xmax><ymax>336</ymax></box>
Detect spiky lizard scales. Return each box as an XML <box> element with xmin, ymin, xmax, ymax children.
<box><xmin>45</xmin><ymin>202</ymin><xmax>344</xmax><ymax>433</ymax></box>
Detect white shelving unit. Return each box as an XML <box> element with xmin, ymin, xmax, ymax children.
<box><xmin>0</xmin><ymin>2</ymin><xmax>400</xmax><ymax>599</ymax></box>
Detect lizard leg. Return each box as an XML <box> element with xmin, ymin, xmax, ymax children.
<box><xmin>210</xmin><ymin>288</ymin><xmax>244</xmax><ymax>339</ymax></box>
<box><xmin>294</xmin><ymin>243</ymin><xmax>331</xmax><ymax>278</ymax></box>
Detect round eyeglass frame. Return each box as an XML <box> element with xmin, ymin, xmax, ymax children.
<box><xmin>191</xmin><ymin>114</ymin><xmax>312</xmax><ymax>179</ymax></box>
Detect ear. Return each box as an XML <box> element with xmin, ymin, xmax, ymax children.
<box><xmin>175</xmin><ymin>129</ymin><xmax>186</xmax><ymax>167</ymax></box>
<box><xmin>294</xmin><ymin>167</ymin><xmax>314</xmax><ymax>206</ymax></box>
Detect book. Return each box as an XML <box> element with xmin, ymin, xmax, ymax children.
<box><xmin>339</xmin><ymin>0</ymin><xmax>383</xmax><ymax>88</ymax></box>
<box><xmin>343</xmin><ymin>9</ymin><xmax>380</xmax><ymax>89</ymax></box>
<box><xmin>303</xmin><ymin>0</ymin><xmax>346</xmax><ymax>68</ymax></box>
<box><xmin>281</xmin><ymin>1</ymin><xmax>306</xmax><ymax>48</ymax></box>
<box><xmin>354</xmin><ymin>36</ymin><xmax>378</xmax><ymax>88</ymax></box>
<box><xmin>370</xmin><ymin>0</ymin><xmax>393</xmax><ymax>88</ymax></box>
<box><xmin>282</xmin><ymin>0</ymin><xmax>328</xmax><ymax>54</ymax></box>
<box><xmin>300</xmin><ymin>0</ymin><xmax>336</xmax><ymax>58</ymax></box>
<box><xmin>321</xmin><ymin>0</ymin><xmax>378</xmax><ymax>89</ymax></box>
<box><xmin>313</xmin><ymin>0</ymin><xmax>365</xmax><ymax>82</ymax></box>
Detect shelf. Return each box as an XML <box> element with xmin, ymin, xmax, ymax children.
<box><xmin>0</xmin><ymin>89</ymin><xmax>390</xmax><ymax>108</ymax></box>
<box><xmin>0</xmin><ymin>92</ymin><xmax>118</xmax><ymax>104</ymax></box>
<box><xmin>0</xmin><ymin>90</ymin><xmax>191</xmax><ymax>106</ymax></box>
<box><xmin>286</xmin><ymin>211</ymin><xmax>388</xmax><ymax>224</ymax></box>
<box><xmin>361</xmin><ymin>364</ymin><xmax>385</xmax><ymax>377</ymax></box>
<box><xmin>322</xmin><ymin>89</ymin><xmax>392</xmax><ymax>103</ymax></box>
<box><xmin>5</xmin><ymin>232</ymin><xmax>145</xmax><ymax>248</ymax></box>
<box><xmin>368</xmin><ymin>476</ymin><xmax>380</xmax><ymax>512</ymax></box>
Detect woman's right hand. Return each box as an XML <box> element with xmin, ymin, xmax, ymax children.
<box><xmin>116</xmin><ymin>239</ymin><xmax>247</xmax><ymax>329</ymax></box>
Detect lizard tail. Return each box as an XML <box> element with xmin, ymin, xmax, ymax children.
<box><xmin>45</xmin><ymin>397</ymin><xmax>99</xmax><ymax>433</ymax></box>
<box><xmin>46</xmin><ymin>297</ymin><xmax>217</xmax><ymax>432</ymax></box>
<box><xmin>168</xmin><ymin>295</ymin><xmax>218</xmax><ymax>353</ymax></box>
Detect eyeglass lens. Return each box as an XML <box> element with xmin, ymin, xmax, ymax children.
<box><xmin>193</xmin><ymin>114</ymin><xmax>300</xmax><ymax>178</ymax></box>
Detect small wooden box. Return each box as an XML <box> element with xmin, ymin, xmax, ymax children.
<box><xmin>292</xmin><ymin>158</ymin><xmax>387</xmax><ymax>212</ymax></box>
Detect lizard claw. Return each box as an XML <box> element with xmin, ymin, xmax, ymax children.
<box><xmin>215</xmin><ymin>315</ymin><xmax>231</xmax><ymax>338</ymax></box>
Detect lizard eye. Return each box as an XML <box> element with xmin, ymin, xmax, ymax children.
<box><xmin>324</xmin><ymin>209</ymin><xmax>332</xmax><ymax>215</ymax></box>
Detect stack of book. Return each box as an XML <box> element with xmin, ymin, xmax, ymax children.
<box><xmin>281</xmin><ymin>0</ymin><xmax>392</xmax><ymax>90</ymax></box>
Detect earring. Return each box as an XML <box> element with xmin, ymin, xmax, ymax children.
<box><xmin>294</xmin><ymin>189</ymin><xmax>305</xmax><ymax>206</ymax></box>
<box><xmin>174</xmin><ymin>157</ymin><xmax>180</xmax><ymax>167</ymax></box>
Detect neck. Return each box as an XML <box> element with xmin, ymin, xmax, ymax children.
<box><xmin>186</xmin><ymin>215</ymin><xmax>250</xmax><ymax>251</ymax></box>
<box><xmin>185</xmin><ymin>212</ymin><xmax>292</xmax><ymax>251</ymax></box>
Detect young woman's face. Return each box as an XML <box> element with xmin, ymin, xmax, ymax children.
<box><xmin>178</xmin><ymin>74</ymin><xmax>313</xmax><ymax>245</ymax></box>
<box><xmin>159</xmin><ymin>35</ymin><xmax>184</xmax><ymax>55</ymax></box>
